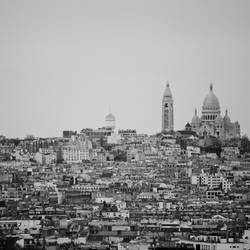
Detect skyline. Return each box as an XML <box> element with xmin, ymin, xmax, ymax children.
<box><xmin>0</xmin><ymin>82</ymin><xmax>246</xmax><ymax>138</ymax></box>
<box><xmin>0</xmin><ymin>0</ymin><xmax>250</xmax><ymax>138</ymax></box>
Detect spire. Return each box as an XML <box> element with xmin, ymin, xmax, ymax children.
<box><xmin>210</xmin><ymin>82</ymin><xmax>213</xmax><ymax>91</ymax></box>
<box><xmin>195</xmin><ymin>108</ymin><xmax>197</xmax><ymax>116</ymax></box>
<box><xmin>224</xmin><ymin>109</ymin><xmax>231</xmax><ymax>123</ymax></box>
<box><xmin>166</xmin><ymin>80</ymin><xmax>170</xmax><ymax>88</ymax></box>
<box><xmin>163</xmin><ymin>81</ymin><xmax>172</xmax><ymax>98</ymax></box>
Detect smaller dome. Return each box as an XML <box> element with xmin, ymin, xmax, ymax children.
<box><xmin>215</xmin><ymin>114</ymin><xmax>223</xmax><ymax>123</ymax></box>
<box><xmin>191</xmin><ymin>109</ymin><xmax>201</xmax><ymax>124</ymax></box>
<box><xmin>105</xmin><ymin>113</ymin><xmax>115</xmax><ymax>121</ymax></box>
<box><xmin>202</xmin><ymin>83</ymin><xmax>220</xmax><ymax>111</ymax></box>
<box><xmin>224</xmin><ymin>110</ymin><xmax>231</xmax><ymax>123</ymax></box>
<box><xmin>163</xmin><ymin>81</ymin><xmax>172</xmax><ymax>98</ymax></box>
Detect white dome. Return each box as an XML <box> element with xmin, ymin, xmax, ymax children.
<box><xmin>202</xmin><ymin>84</ymin><xmax>220</xmax><ymax>111</ymax></box>
<box><xmin>105</xmin><ymin>113</ymin><xmax>115</xmax><ymax>122</ymax></box>
<box><xmin>105</xmin><ymin>113</ymin><xmax>116</xmax><ymax>130</ymax></box>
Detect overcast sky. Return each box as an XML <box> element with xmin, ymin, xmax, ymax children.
<box><xmin>0</xmin><ymin>0</ymin><xmax>249</xmax><ymax>138</ymax></box>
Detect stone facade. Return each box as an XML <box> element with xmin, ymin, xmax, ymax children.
<box><xmin>190</xmin><ymin>83</ymin><xmax>240</xmax><ymax>140</ymax></box>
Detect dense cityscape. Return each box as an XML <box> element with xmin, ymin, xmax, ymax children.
<box><xmin>0</xmin><ymin>83</ymin><xmax>250</xmax><ymax>250</ymax></box>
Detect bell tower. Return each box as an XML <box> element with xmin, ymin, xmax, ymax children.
<box><xmin>162</xmin><ymin>82</ymin><xmax>174</xmax><ymax>132</ymax></box>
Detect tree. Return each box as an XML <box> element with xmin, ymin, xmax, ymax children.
<box><xmin>113</xmin><ymin>150</ymin><xmax>127</xmax><ymax>162</ymax></box>
<box><xmin>240</xmin><ymin>135</ymin><xmax>250</xmax><ymax>154</ymax></box>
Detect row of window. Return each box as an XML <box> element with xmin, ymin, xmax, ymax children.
<box><xmin>203</xmin><ymin>115</ymin><xmax>217</xmax><ymax>120</ymax></box>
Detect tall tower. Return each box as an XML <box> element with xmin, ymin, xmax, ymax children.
<box><xmin>162</xmin><ymin>82</ymin><xmax>174</xmax><ymax>132</ymax></box>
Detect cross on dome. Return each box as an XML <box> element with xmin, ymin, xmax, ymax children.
<box><xmin>210</xmin><ymin>82</ymin><xmax>213</xmax><ymax>91</ymax></box>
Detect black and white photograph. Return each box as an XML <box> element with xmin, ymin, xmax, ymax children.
<box><xmin>0</xmin><ymin>0</ymin><xmax>250</xmax><ymax>249</ymax></box>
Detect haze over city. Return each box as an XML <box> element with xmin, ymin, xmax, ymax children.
<box><xmin>2</xmin><ymin>1</ymin><xmax>250</xmax><ymax>250</ymax></box>
<box><xmin>0</xmin><ymin>0</ymin><xmax>250</xmax><ymax>138</ymax></box>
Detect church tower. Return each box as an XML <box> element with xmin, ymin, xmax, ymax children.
<box><xmin>162</xmin><ymin>82</ymin><xmax>174</xmax><ymax>132</ymax></box>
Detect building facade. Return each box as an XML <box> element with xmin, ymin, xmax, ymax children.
<box><xmin>162</xmin><ymin>82</ymin><xmax>174</xmax><ymax>132</ymax></box>
<box><xmin>61</xmin><ymin>135</ymin><xmax>92</xmax><ymax>163</ymax></box>
<box><xmin>190</xmin><ymin>83</ymin><xmax>240</xmax><ymax>140</ymax></box>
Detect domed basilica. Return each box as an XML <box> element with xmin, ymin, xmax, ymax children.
<box><xmin>190</xmin><ymin>83</ymin><xmax>241</xmax><ymax>140</ymax></box>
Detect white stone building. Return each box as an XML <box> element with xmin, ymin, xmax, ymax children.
<box><xmin>190</xmin><ymin>83</ymin><xmax>240</xmax><ymax>140</ymax></box>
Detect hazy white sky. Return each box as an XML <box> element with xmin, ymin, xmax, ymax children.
<box><xmin>0</xmin><ymin>0</ymin><xmax>250</xmax><ymax>138</ymax></box>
